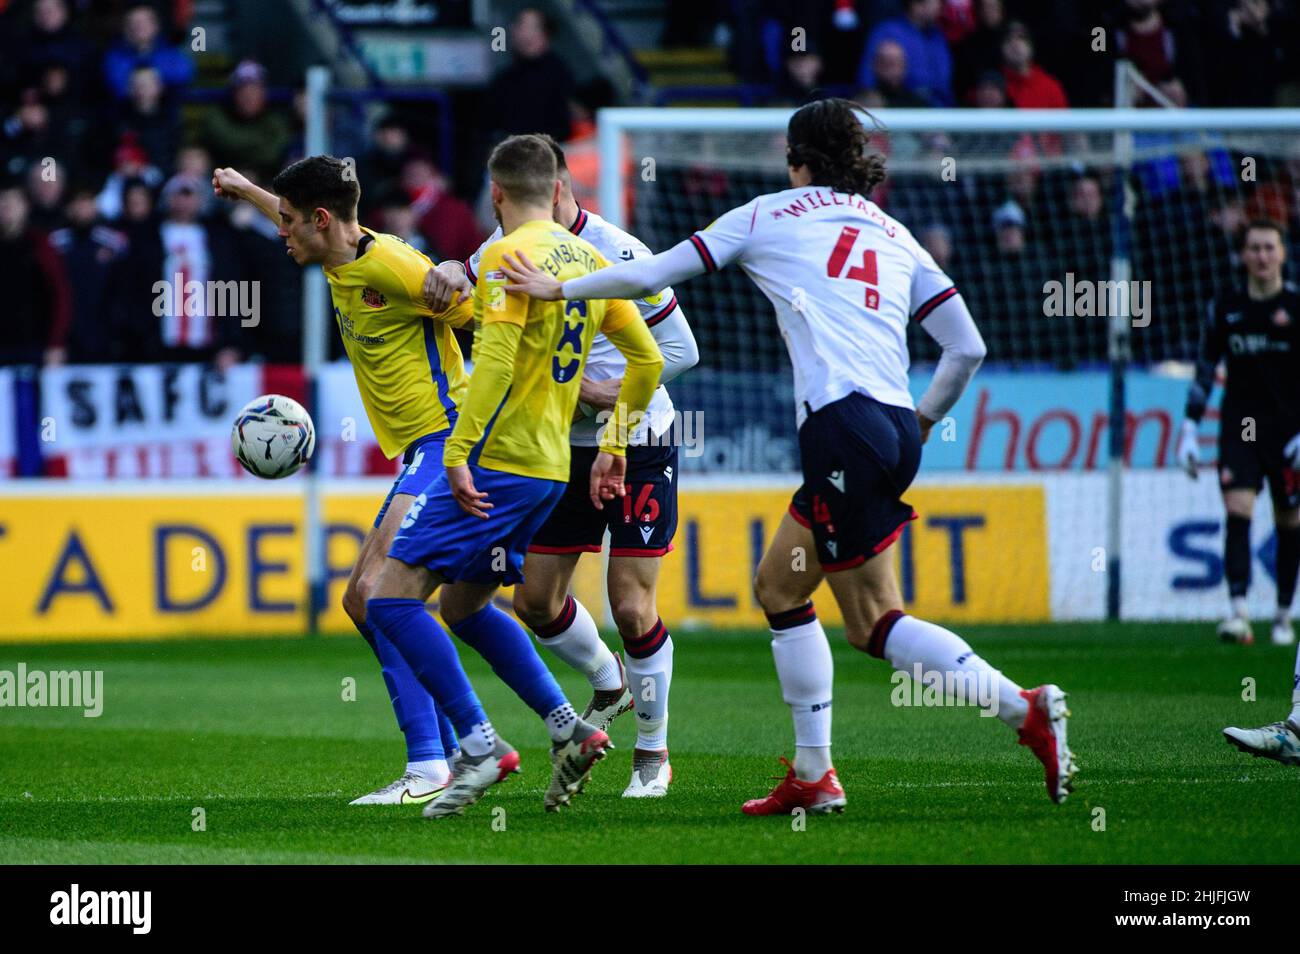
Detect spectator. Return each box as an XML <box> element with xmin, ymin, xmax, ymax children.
<box><xmin>198</xmin><ymin>60</ymin><xmax>290</xmax><ymax>181</ymax></box>
<box><xmin>373</xmin><ymin>187</ymin><xmax>429</xmax><ymax>254</ymax></box>
<box><xmin>108</xmin><ymin>178</ymin><xmax>164</xmax><ymax>362</ymax></box>
<box><xmin>1211</xmin><ymin>0</ymin><xmax>1289</xmax><ymax>107</ymax></box>
<box><xmin>1000</xmin><ymin>21</ymin><xmax>1068</xmax><ymax>109</ymax></box>
<box><xmin>0</xmin><ymin>183</ymin><xmax>70</xmax><ymax>366</ymax></box>
<box><xmin>96</xmin><ymin>134</ymin><xmax>164</xmax><ymax>221</ymax></box>
<box><xmin>953</xmin><ymin>0</ymin><xmax>1006</xmax><ymax>103</ymax></box>
<box><xmin>1115</xmin><ymin>0</ymin><xmax>1205</xmax><ymax>107</ymax></box>
<box><xmin>1047</xmin><ymin>171</ymin><xmax>1112</xmax><ymax>285</ymax></box>
<box><xmin>102</xmin><ymin>3</ymin><xmax>195</xmax><ymax>101</ymax></box>
<box><xmin>858</xmin><ymin>0</ymin><xmax>954</xmax><ymax>107</ymax></box>
<box><xmin>484</xmin><ymin>8</ymin><xmax>576</xmax><ymax>143</ymax></box>
<box><xmin>969</xmin><ymin>68</ymin><xmax>1007</xmax><ymax>107</ymax></box>
<box><xmin>26</xmin><ymin>158</ymin><xmax>67</xmax><ymax>232</ymax></box>
<box><xmin>357</xmin><ymin>115</ymin><xmax>413</xmax><ymax>218</ymax></box>
<box><xmin>115</xmin><ymin>65</ymin><xmax>179</xmax><ymax>176</ymax></box>
<box><xmin>155</xmin><ymin>173</ymin><xmax>243</xmax><ymax>365</ymax></box>
<box><xmin>864</xmin><ymin>39</ymin><xmax>932</xmax><ymax>107</ymax></box>
<box><xmin>49</xmin><ymin>184</ymin><xmax>130</xmax><ymax>363</ymax></box>
<box><xmin>1</xmin><ymin>89</ymin><xmax>56</xmax><ymax>182</ymax></box>
<box><xmin>971</xmin><ymin>199</ymin><xmax>1060</xmax><ymax>363</ymax></box>
<box><xmin>19</xmin><ymin>0</ymin><xmax>99</xmax><ymax>101</ymax></box>
<box><xmin>775</xmin><ymin>52</ymin><xmax>827</xmax><ymax>106</ymax></box>
<box><xmin>401</xmin><ymin>154</ymin><xmax>483</xmax><ymax>264</ymax></box>
<box><xmin>36</xmin><ymin>62</ymin><xmax>98</xmax><ymax>173</ymax></box>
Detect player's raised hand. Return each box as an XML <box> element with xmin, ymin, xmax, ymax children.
<box><xmin>589</xmin><ymin>451</ymin><xmax>627</xmax><ymax>510</ymax></box>
<box><xmin>501</xmin><ymin>251</ymin><xmax>563</xmax><ymax>300</ymax></box>
<box><xmin>424</xmin><ymin>261</ymin><xmax>473</xmax><ymax>313</ymax></box>
<box><xmin>1176</xmin><ymin>419</ymin><xmax>1200</xmax><ymax>479</ymax></box>
<box><xmin>447</xmin><ymin>464</ymin><xmax>492</xmax><ymax>518</ymax></box>
<box><xmin>211</xmin><ymin>167</ymin><xmax>251</xmax><ymax>202</ymax></box>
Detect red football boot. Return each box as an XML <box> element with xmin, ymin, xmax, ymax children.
<box><xmin>741</xmin><ymin>757</ymin><xmax>846</xmax><ymax>815</ymax></box>
<box><xmin>1017</xmin><ymin>684</ymin><xmax>1077</xmax><ymax>804</ymax></box>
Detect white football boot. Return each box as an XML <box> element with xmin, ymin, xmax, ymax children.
<box><xmin>622</xmin><ymin>749</ymin><xmax>671</xmax><ymax>798</ymax></box>
<box><xmin>1271</xmin><ymin>617</ymin><xmax>1296</xmax><ymax>646</ymax></box>
<box><xmin>1223</xmin><ymin>720</ymin><xmax>1300</xmax><ymax>766</ymax></box>
<box><xmin>581</xmin><ymin>655</ymin><xmax>634</xmax><ymax>733</ymax></box>
<box><xmin>423</xmin><ymin>739</ymin><xmax>521</xmax><ymax>818</ymax></box>
<box><xmin>350</xmin><ymin>771</ymin><xmax>447</xmax><ymax>806</ymax></box>
<box><xmin>1217</xmin><ymin>615</ymin><xmax>1254</xmax><ymax>645</ymax></box>
<box><xmin>545</xmin><ymin>720</ymin><xmax>612</xmax><ymax>811</ymax></box>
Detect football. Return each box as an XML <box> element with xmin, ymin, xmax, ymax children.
<box><xmin>231</xmin><ymin>394</ymin><xmax>316</xmax><ymax>479</ymax></box>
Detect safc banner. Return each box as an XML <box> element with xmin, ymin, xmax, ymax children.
<box><xmin>0</xmin><ymin>480</ymin><xmax>1049</xmax><ymax>642</ymax></box>
<box><xmin>29</xmin><ymin>363</ymin><xmax>395</xmax><ymax>479</ymax></box>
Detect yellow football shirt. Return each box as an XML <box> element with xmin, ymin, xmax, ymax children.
<box><xmin>443</xmin><ymin>219</ymin><xmax>648</xmax><ymax>481</ymax></box>
<box><xmin>323</xmin><ymin>228</ymin><xmax>472</xmax><ymax>459</ymax></box>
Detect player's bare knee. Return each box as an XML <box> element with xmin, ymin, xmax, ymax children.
<box><xmin>512</xmin><ymin>588</ymin><xmax>558</xmax><ymax>630</ymax></box>
<box><xmin>611</xmin><ymin>593</ymin><xmax>654</xmax><ymax>639</ymax></box>
<box><xmin>844</xmin><ymin>624</ymin><xmax>874</xmax><ymax>653</ymax></box>
<box><xmin>753</xmin><ymin>568</ymin><xmax>808</xmax><ymax>616</ymax></box>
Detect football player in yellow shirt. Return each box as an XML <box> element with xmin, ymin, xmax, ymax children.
<box><xmin>212</xmin><ymin>157</ymin><xmax>474</xmax><ymax>806</ymax></box>
<box><xmin>365</xmin><ymin>135</ymin><xmax>665</xmax><ymax>817</ymax></box>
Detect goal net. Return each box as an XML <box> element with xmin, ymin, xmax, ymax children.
<box><xmin>596</xmin><ymin>107</ymin><xmax>1300</xmax><ymax>621</ymax></box>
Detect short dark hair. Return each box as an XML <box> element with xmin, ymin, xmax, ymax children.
<box><xmin>271</xmin><ymin>155</ymin><xmax>360</xmax><ymax>222</ymax></box>
<box><xmin>786</xmin><ymin>97</ymin><xmax>887</xmax><ymax>197</ymax></box>
<box><xmin>1240</xmin><ymin>217</ymin><xmax>1286</xmax><ymax>248</ymax></box>
<box><xmin>532</xmin><ymin>133</ymin><xmax>569</xmax><ymax>174</ymax></box>
<box><xmin>488</xmin><ymin>134</ymin><xmax>559</xmax><ymax>206</ymax></box>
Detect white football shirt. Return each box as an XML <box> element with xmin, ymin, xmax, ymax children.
<box><xmin>466</xmin><ymin>208</ymin><xmax>682</xmax><ymax>446</ymax></box>
<box><xmin>690</xmin><ymin>186</ymin><xmax>957</xmax><ymax>426</ymax></box>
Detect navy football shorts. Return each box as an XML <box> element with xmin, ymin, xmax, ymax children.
<box><xmin>528</xmin><ymin>443</ymin><xmax>679</xmax><ymax>558</ymax></box>
<box><xmin>789</xmin><ymin>392</ymin><xmax>920</xmax><ymax>571</ymax></box>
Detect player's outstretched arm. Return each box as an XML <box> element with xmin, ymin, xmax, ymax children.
<box><xmin>590</xmin><ymin>301</ymin><xmax>664</xmax><ymax>508</ymax></box>
<box><xmin>502</xmin><ymin>240</ymin><xmax>706</xmax><ymax>302</ymax></box>
<box><xmin>212</xmin><ymin>167</ymin><xmax>282</xmax><ymax>226</ymax></box>
<box><xmin>915</xmin><ymin>292</ymin><xmax>986</xmax><ymax>443</ymax></box>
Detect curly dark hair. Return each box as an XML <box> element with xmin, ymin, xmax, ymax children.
<box><xmin>785</xmin><ymin>98</ymin><xmax>887</xmax><ymax>198</ymax></box>
<box><xmin>271</xmin><ymin>155</ymin><xmax>360</xmax><ymax>222</ymax></box>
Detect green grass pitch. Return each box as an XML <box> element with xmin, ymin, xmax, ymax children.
<box><xmin>2</xmin><ymin>623</ymin><xmax>1297</xmax><ymax>864</ymax></box>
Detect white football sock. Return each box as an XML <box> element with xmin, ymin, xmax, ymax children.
<box><xmin>770</xmin><ymin>610</ymin><xmax>834</xmax><ymax>781</ymax></box>
<box><xmin>625</xmin><ymin>634</ymin><xmax>673</xmax><ymax>751</ymax></box>
<box><xmin>534</xmin><ymin>596</ymin><xmax>623</xmax><ymax>691</ymax></box>
<box><xmin>406</xmin><ymin>759</ymin><xmax>450</xmax><ymax>786</ymax></box>
<box><xmin>545</xmin><ymin>702</ymin><xmax>579</xmax><ymax>742</ymax></box>
<box><xmin>1277</xmin><ymin>605</ymin><xmax>1292</xmax><ymax>627</ymax></box>
<box><xmin>459</xmin><ymin>721</ymin><xmax>496</xmax><ymax>757</ymax></box>
<box><xmin>882</xmin><ymin>615</ymin><xmax>1028</xmax><ymax>728</ymax></box>
<box><xmin>1232</xmin><ymin>596</ymin><xmax>1249</xmax><ymax>620</ymax></box>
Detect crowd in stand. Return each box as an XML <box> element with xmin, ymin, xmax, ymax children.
<box><xmin>2</xmin><ymin>0</ymin><xmax>1299</xmax><ymax>370</ymax></box>
<box><xmin>679</xmin><ymin>0</ymin><xmax>1300</xmax><ymax>109</ymax></box>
